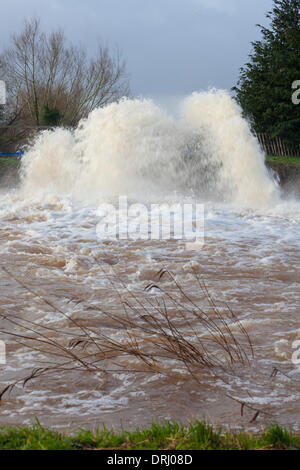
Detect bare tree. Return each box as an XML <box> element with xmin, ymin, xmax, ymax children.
<box><xmin>0</xmin><ymin>18</ymin><xmax>130</xmax><ymax>127</ymax></box>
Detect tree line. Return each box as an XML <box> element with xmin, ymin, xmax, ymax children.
<box><xmin>0</xmin><ymin>17</ymin><xmax>129</xmax><ymax>144</ymax></box>
<box><xmin>1</xmin><ymin>2</ymin><xmax>299</xmax><ymax>153</ymax></box>
<box><xmin>233</xmin><ymin>0</ymin><xmax>300</xmax><ymax>149</ymax></box>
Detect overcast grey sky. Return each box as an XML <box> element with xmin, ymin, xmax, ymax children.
<box><xmin>0</xmin><ymin>0</ymin><xmax>274</xmax><ymax>104</ymax></box>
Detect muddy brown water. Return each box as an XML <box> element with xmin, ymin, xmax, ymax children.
<box><xmin>0</xmin><ymin>191</ymin><xmax>299</xmax><ymax>432</ymax></box>
<box><xmin>0</xmin><ymin>91</ymin><xmax>299</xmax><ymax>432</ymax></box>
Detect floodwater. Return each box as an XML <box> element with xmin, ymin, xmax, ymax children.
<box><xmin>0</xmin><ymin>91</ymin><xmax>299</xmax><ymax>431</ymax></box>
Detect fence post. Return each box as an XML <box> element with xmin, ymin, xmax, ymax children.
<box><xmin>255</xmin><ymin>132</ymin><xmax>299</xmax><ymax>158</ymax></box>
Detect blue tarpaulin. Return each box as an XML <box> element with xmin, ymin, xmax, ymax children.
<box><xmin>0</xmin><ymin>151</ymin><xmax>24</xmax><ymax>157</ymax></box>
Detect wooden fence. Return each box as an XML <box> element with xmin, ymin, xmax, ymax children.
<box><xmin>255</xmin><ymin>133</ymin><xmax>300</xmax><ymax>158</ymax></box>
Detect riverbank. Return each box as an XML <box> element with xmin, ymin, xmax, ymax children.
<box><xmin>0</xmin><ymin>157</ymin><xmax>20</xmax><ymax>187</ymax></box>
<box><xmin>1</xmin><ymin>156</ymin><xmax>300</xmax><ymax>195</ymax></box>
<box><xmin>266</xmin><ymin>156</ymin><xmax>300</xmax><ymax>197</ymax></box>
<box><xmin>0</xmin><ymin>421</ymin><xmax>299</xmax><ymax>450</ymax></box>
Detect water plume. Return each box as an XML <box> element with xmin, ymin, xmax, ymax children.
<box><xmin>20</xmin><ymin>89</ymin><xmax>278</xmax><ymax>205</ymax></box>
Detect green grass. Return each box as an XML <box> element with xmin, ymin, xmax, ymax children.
<box><xmin>266</xmin><ymin>155</ymin><xmax>300</xmax><ymax>166</ymax></box>
<box><xmin>0</xmin><ymin>156</ymin><xmax>20</xmax><ymax>170</ymax></box>
<box><xmin>0</xmin><ymin>421</ymin><xmax>298</xmax><ymax>450</ymax></box>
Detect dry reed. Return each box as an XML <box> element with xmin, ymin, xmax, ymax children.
<box><xmin>0</xmin><ymin>265</ymin><xmax>276</xmax><ymax>422</ymax></box>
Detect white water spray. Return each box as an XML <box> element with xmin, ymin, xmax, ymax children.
<box><xmin>20</xmin><ymin>89</ymin><xmax>278</xmax><ymax>205</ymax></box>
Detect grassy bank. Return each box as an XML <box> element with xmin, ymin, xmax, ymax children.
<box><xmin>0</xmin><ymin>157</ymin><xmax>20</xmax><ymax>186</ymax></box>
<box><xmin>0</xmin><ymin>157</ymin><xmax>20</xmax><ymax>178</ymax></box>
<box><xmin>0</xmin><ymin>156</ymin><xmax>20</xmax><ymax>169</ymax></box>
<box><xmin>266</xmin><ymin>155</ymin><xmax>300</xmax><ymax>166</ymax></box>
<box><xmin>0</xmin><ymin>421</ymin><xmax>299</xmax><ymax>450</ymax></box>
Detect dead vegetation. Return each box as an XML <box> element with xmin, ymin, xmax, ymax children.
<box><xmin>0</xmin><ymin>264</ymin><xmax>280</xmax><ymax>423</ymax></box>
